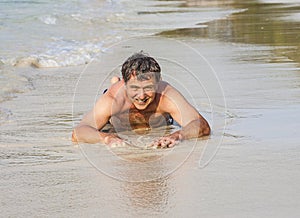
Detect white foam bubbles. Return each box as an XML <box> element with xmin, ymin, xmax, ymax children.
<box><xmin>39</xmin><ymin>15</ymin><xmax>57</xmax><ymax>25</ymax></box>
<box><xmin>10</xmin><ymin>39</ymin><xmax>105</xmax><ymax>68</ymax></box>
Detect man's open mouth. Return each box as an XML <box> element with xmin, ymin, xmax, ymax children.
<box><xmin>135</xmin><ymin>98</ymin><xmax>149</xmax><ymax>104</ymax></box>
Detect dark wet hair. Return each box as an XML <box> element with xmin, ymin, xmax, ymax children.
<box><xmin>121</xmin><ymin>51</ymin><xmax>161</xmax><ymax>83</ymax></box>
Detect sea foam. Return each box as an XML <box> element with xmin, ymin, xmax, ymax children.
<box><xmin>39</xmin><ymin>15</ymin><xmax>57</xmax><ymax>25</ymax></box>
<box><xmin>11</xmin><ymin>40</ymin><xmax>105</xmax><ymax>68</ymax></box>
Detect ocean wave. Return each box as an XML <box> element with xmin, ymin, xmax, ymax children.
<box><xmin>0</xmin><ymin>0</ymin><xmax>245</xmax><ymax>69</ymax></box>
<box><xmin>38</xmin><ymin>15</ymin><xmax>57</xmax><ymax>25</ymax></box>
<box><xmin>2</xmin><ymin>39</ymin><xmax>105</xmax><ymax>68</ymax></box>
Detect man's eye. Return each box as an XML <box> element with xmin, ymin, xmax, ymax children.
<box><xmin>144</xmin><ymin>86</ymin><xmax>155</xmax><ymax>92</ymax></box>
<box><xmin>129</xmin><ymin>87</ymin><xmax>138</xmax><ymax>91</ymax></box>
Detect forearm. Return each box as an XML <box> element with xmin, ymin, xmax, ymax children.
<box><xmin>72</xmin><ymin>125</ymin><xmax>108</xmax><ymax>144</ymax></box>
<box><xmin>170</xmin><ymin>119</ymin><xmax>211</xmax><ymax>140</ymax></box>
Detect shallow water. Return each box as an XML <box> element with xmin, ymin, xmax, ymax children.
<box><xmin>1</xmin><ymin>0</ymin><xmax>300</xmax><ymax>217</ymax></box>
<box><xmin>0</xmin><ymin>0</ymin><xmax>241</xmax><ymax>105</ymax></box>
<box><xmin>0</xmin><ymin>0</ymin><xmax>238</xmax><ymax>68</ymax></box>
<box><xmin>160</xmin><ymin>0</ymin><xmax>300</xmax><ymax>65</ymax></box>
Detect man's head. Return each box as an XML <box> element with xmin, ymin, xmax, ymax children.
<box><xmin>122</xmin><ymin>52</ymin><xmax>161</xmax><ymax>110</ymax></box>
<box><xmin>121</xmin><ymin>51</ymin><xmax>161</xmax><ymax>83</ymax></box>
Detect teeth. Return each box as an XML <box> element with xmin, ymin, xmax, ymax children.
<box><xmin>137</xmin><ymin>98</ymin><xmax>148</xmax><ymax>103</ymax></box>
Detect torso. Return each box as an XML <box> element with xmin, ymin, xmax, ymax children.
<box><xmin>107</xmin><ymin>80</ymin><xmax>172</xmax><ymax>132</ymax></box>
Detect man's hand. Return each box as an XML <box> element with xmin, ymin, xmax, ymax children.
<box><xmin>149</xmin><ymin>132</ymin><xmax>182</xmax><ymax>148</ymax></box>
<box><xmin>104</xmin><ymin>134</ymin><xmax>126</xmax><ymax>147</ymax></box>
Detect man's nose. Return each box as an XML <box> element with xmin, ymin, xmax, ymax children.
<box><xmin>137</xmin><ymin>88</ymin><xmax>145</xmax><ymax>99</ymax></box>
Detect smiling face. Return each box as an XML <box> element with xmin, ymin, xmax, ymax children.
<box><xmin>125</xmin><ymin>73</ymin><xmax>158</xmax><ymax>110</ymax></box>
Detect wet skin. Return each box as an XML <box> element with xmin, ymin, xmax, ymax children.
<box><xmin>111</xmin><ymin>76</ymin><xmax>172</xmax><ymax>132</ymax></box>
<box><xmin>72</xmin><ymin>74</ymin><xmax>210</xmax><ymax>148</ymax></box>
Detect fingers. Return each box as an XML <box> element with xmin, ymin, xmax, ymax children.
<box><xmin>105</xmin><ymin>134</ymin><xmax>180</xmax><ymax>149</ymax></box>
<box><xmin>149</xmin><ymin>137</ymin><xmax>179</xmax><ymax>149</ymax></box>
<box><xmin>104</xmin><ymin>134</ymin><xmax>124</xmax><ymax>147</ymax></box>
<box><xmin>110</xmin><ymin>141</ymin><xmax>126</xmax><ymax>147</ymax></box>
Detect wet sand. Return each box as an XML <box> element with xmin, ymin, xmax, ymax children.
<box><xmin>1</xmin><ymin>37</ymin><xmax>299</xmax><ymax>217</ymax></box>
<box><xmin>1</xmin><ymin>1</ymin><xmax>300</xmax><ymax>217</ymax></box>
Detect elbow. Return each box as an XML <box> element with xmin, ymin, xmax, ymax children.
<box><xmin>202</xmin><ymin>124</ymin><xmax>211</xmax><ymax>136</ymax></box>
<box><xmin>199</xmin><ymin>119</ymin><xmax>211</xmax><ymax>137</ymax></box>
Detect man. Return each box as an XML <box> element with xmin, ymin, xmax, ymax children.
<box><xmin>72</xmin><ymin>52</ymin><xmax>210</xmax><ymax>148</ymax></box>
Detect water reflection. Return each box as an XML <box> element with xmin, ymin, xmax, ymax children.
<box><xmin>179</xmin><ymin>0</ymin><xmax>234</xmax><ymax>7</ymax></box>
<box><xmin>159</xmin><ymin>0</ymin><xmax>300</xmax><ymax>65</ymax></box>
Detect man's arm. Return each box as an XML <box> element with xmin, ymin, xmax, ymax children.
<box><xmin>151</xmin><ymin>86</ymin><xmax>210</xmax><ymax>148</ymax></box>
<box><xmin>71</xmin><ymin>93</ymin><xmax>123</xmax><ymax>145</ymax></box>
<box><xmin>170</xmin><ymin>115</ymin><xmax>210</xmax><ymax>140</ymax></box>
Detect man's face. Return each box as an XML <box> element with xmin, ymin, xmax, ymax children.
<box><xmin>125</xmin><ymin>74</ymin><xmax>158</xmax><ymax>110</ymax></box>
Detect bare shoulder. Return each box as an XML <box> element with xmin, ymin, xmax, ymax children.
<box><xmin>158</xmin><ymin>81</ymin><xmax>185</xmax><ymax>102</ymax></box>
<box><xmin>157</xmin><ymin>81</ymin><xmax>203</xmax><ymax>126</ymax></box>
<box><xmin>105</xmin><ymin>80</ymin><xmax>125</xmax><ymax>96</ymax></box>
<box><xmin>157</xmin><ymin>81</ymin><xmax>187</xmax><ymax>111</ymax></box>
<box><xmin>104</xmin><ymin>80</ymin><xmax>126</xmax><ymax>102</ymax></box>
<box><xmin>98</xmin><ymin>80</ymin><xmax>128</xmax><ymax>114</ymax></box>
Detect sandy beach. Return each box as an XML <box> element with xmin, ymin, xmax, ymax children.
<box><xmin>1</xmin><ymin>0</ymin><xmax>300</xmax><ymax>217</ymax></box>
